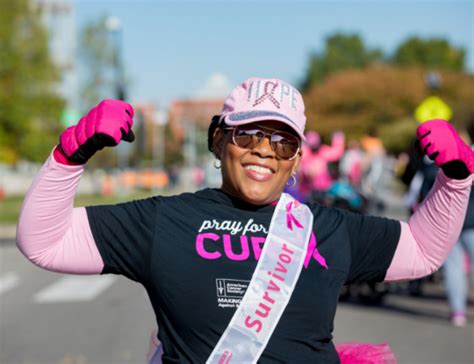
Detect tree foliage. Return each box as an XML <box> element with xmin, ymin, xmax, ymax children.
<box><xmin>301</xmin><ymin>33</ymin><xmax>383</xmax><ymax>90</ymax></box>
<box><xmin>301</xmin><ymin>32</ymin><xmax>471</xmax><ymax>154</ymax></box>
<box><xmin>303</xmin><ymin>66</ymin><xmax>474</xmax><ymax>154</ymax></box>
<box><xmin>79</xmin><ymin>16</ymin><xmax>117</xmax><ymax>110</ymax></box>
<box><xmin>393</xmin><ymin>36</ymin><xmax>465</xmax><ymax>71</ymax></box>
<box><xmin>0</xmin><ymin>0</ymin><xmax>64</xmax><ymax>164</ymax></box>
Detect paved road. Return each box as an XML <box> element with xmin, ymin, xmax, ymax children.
<box><xmin>335</xmin><ymin>285</ymin><xmax>474</xmax><ymax>364</ymax></box>
<box><xmin>0</xmin><ymin>243</ymin><xmax>156</xmax><ymax>364</ymax></box>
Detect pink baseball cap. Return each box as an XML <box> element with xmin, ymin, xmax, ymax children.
<box><xmin>219</xmin><ymin>77</ymin><xmax>307</xmax><ymax>140</ymax></box>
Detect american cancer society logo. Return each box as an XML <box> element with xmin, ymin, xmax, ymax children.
<box><xmin>216</xmin><ymin>278</ymin><xmax>249</xmax><ymax>308</ymax></box>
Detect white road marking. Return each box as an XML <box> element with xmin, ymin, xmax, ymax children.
<box><xmin>33</xmin><ymin>275</ymin><xmax>116</xmax><ymax>303</ymax></box>
<box><xmin>0</xmin><ymin>271</ymin><xmax>20</xmax><ymax>296</ymax></box>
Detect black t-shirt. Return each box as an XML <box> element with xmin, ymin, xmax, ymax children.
<box><xmin>86</xmin><ymin>188</ymin><xmax>400</xmax><ymax>363</ymax></box>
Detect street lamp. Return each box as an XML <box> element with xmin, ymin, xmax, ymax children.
<box><xmin>105</xmin><ymin>16</ymin><xmax>126</xmax><ymax>100</ymax></box>
<box><xmin>105</xmin><ymin>16</ymin><xmax>129</xmax><ymax>169</ymax></box>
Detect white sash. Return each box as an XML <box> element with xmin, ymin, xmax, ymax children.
<box><xmin>206</xmin><ymin>193</ymin><xmax>313</xmax><ymax>364</ymax></box>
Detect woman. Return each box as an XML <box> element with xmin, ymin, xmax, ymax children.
<box><xmin>443</xmin><ymin>188</ymin><xmax>474</xmax><ymax>326</ymax></box>
<box><xmin>442</xmin><ymin>123</ymin><xmax>474</xmax><ymax>327</ymax></box>
<box><xmin>17</xmin><ymin>77</ymin><xmax>473</xmax><ymax>363</ymax></box>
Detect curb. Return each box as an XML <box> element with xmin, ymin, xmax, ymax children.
<box><xmin>0</xmin><ymin>225</ymin><xmax>17</xmax><ymax>240</ymax></box>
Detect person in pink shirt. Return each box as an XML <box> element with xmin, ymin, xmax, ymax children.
<box><xmin>298</xmin><ymin>130</ymin><xmax>345</xmax><ymax>201</ymax></box>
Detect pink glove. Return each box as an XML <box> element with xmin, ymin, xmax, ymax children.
<box><xmin>54</xmin><ymin>99</ymin><xmax>135</xmax><ymax>165</ymax></box>
<box><xmin>417</xmin><ymin>119</ymin><xmax>473</xmax><ymax>179</ymax></box>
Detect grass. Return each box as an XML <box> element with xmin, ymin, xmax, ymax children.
<box><xmin>0</xmin><ymin>195</ymin><xmax>25</xmax><ymax>224</ymax></box>
<box><xmin>0</xmin><ymin>191</ymin><xmax>158</xmax><ymax>225</ymax></box>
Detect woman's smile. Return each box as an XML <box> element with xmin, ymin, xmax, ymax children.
<box><xmin>242</xmin><ymin>162</ymin><xmax>275</xmax><ymax>182</ymax></box>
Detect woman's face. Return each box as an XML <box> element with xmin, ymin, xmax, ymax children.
<box><xmin>215</xmin><ymin>120</ymin><xmax>301</xmax><ymax>205</ymax></box>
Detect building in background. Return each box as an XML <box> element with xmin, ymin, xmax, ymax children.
<box><xmin>169</xmin><ymin>99</ymin><xmax>223</xmax><ymax>165</ymax></box>
<box><xmin>168</xmin><ymin>99</ymin><xmax>223</xmax><ymax>188</ymax></box>
<box><xmin>34</xmin><ymin>0</ymin><xmax>80</xmax><ymax>126</ymax></box>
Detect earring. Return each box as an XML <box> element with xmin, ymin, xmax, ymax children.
<box><xmin>287</xmin><ymin>174</ymin><xmax>297</xmax><ymax>187</ymax></box>
<box><xmin>213</xmin><ymin>159</ymin><xmax>221</xmax><ymax>169</ymax></box>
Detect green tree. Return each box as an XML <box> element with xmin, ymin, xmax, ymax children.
<box><xmin>79</xmin><ymin>16</ymin><xmax>117</xmax><ymax>110</ymax></box>
<box><xmin>301</xmin><ymin>33</ymin><xmax>383</xmax><ymax>90</ymax></box>
<box><xmin>78</xmin><ymin>16</ymin><xmax>129</xmax><ymax>168</ymax></box>
<box><xmin>393</xmin><ymin>36</ymin><xmax>465</xmax><ymax>71</ymax></box>
<box><xmin>0</xmin><ymin>0</ymin><xmax>64</xmax><ymax>164</ymax></box>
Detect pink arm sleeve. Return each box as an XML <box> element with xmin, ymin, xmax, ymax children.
<box><xmin>319</xmin><ymin>132</ymin><xmax>345</xmax><ymax>162</ymax></box>
<box><xmin>16</xmin><ymin>150</ymin><xmax>104</xmax><ymax>274</ymax></box>
<box><xmin>385</xmin><ymin>171</ymin><xmax>472</xmax><ymax>281</ymax></box>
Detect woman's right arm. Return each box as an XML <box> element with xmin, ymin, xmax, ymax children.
<box><xmin>16</xmin><ymin>152</ymin><xmax>104</xmax><ymax>274</ymax></box>
<box><xmin>16</xmin><ymin>100</ymin><xmax>135</xmax><ymax>274</ymax></box>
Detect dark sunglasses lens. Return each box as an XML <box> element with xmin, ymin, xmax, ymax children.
<box><xmin>233</xmin><ymin>127</ymin><xmax>299</xmax><ymax>159</ymax></box>
<box><xmin>234</xmin><ymin>129</ymin><xmax>264</xmax><ymax>149</ymax></box>
<box><xmin>272</xmin><ymin>132</ymin><xmax>299</xmax><ymax>159</ymax></box>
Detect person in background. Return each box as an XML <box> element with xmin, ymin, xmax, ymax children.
<box><xmin>16</xmin><ymin>77</ymin><xmax>473</xmax><ymax>363</ymax></box>
<box><xmin>361</xmin><ymin>127</ymin><xmax>386</xmax><ymax>211</ymax></box>
<box><xmin>340</xmin><ymin>139</ymin><xmax>364</xmax><ymax>188</ymax></box>
<box><xmin>443</xmin><ymin>120</ymin><xmax>474</xmax><ymax>327</ymax></box>
<box><xmin>298</xmin><ymin>130</ymin><xmax>345</xmax><ymax>203</ymax></box>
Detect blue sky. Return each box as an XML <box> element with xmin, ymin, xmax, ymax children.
<box><xmin>75</xmin><ymin>0</ymin><xmax>473</xmax><ymax>108</ymax></box>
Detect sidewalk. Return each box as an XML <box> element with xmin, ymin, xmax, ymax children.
<box><xmin>0</xmin><ymin>224</ymin><xmax>16</xmax><ymax>240</ymax></box>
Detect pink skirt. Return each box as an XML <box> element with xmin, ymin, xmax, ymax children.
<box><xmin>336</xmin><ymin>342</ymin><xmax>397</xmax><ymax>364</ymax></box>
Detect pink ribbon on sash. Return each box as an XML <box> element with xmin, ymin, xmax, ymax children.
<box><xmin>286</xmin><ymin>201</ymin><xmax>328</xmax><ymax>269</ymax></box>
<box><xmin>286</xmin><ymin>201</ymin><xmax>303</xmax><ymax>230</ymax></box>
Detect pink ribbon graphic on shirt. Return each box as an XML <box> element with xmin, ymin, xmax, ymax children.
<box><xmin>286</xmin><ymin>201</ymin><xmax>303</xmax><ymax>230</ymax></box>
<box><xmin>304</xmin><ymin>232</ymin><xmax>328</xmax><ymax>269</ymax></box>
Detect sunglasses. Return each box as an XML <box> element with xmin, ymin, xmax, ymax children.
<box><xmin>224</xmin><ymin>125</ymin><xmax>301</xmax><ymax>160</ymax></box>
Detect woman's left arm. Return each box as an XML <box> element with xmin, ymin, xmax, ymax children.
<box><xmin>385</xmin><ymin>119</ymin><xmax>473</xmax><ymax>281</ymax></box>
<box><xmin>385</xmin><ymin>171</ymin><xmax>472</xmax><ymax>281</ymax></box>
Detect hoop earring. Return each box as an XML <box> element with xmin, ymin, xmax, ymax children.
<box><xmin>287</xmin><ymin>174</ymin><xmax>296</xmax><ymax>187</ymax></box>
<box><xmin>213</xmin><ymin>159</ymin><xmax>221</xmax><ymax>169</ymax></box>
